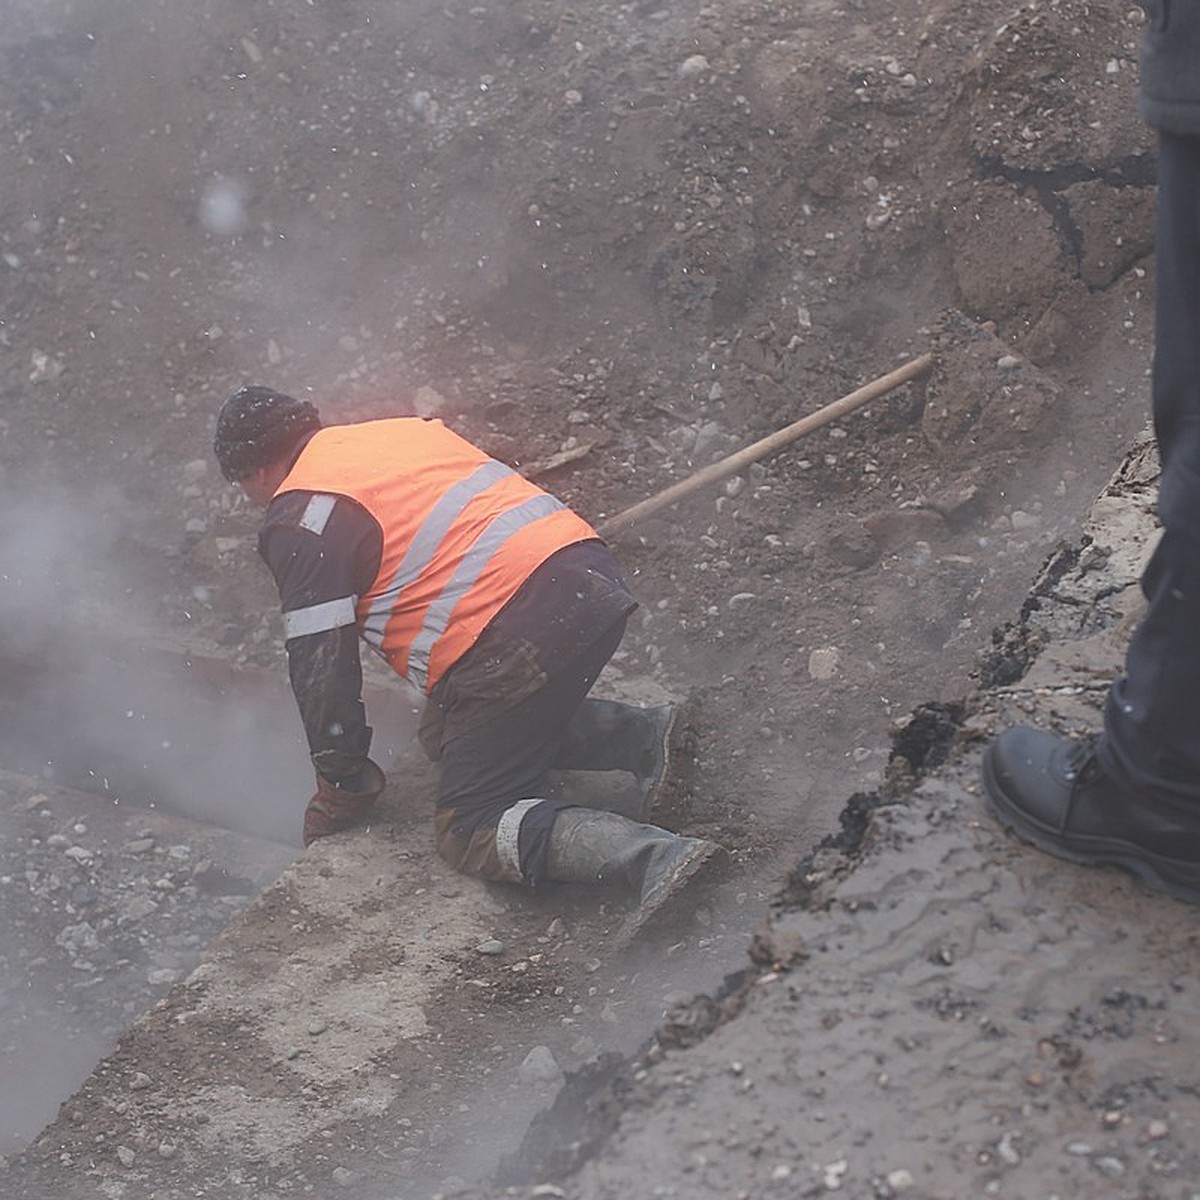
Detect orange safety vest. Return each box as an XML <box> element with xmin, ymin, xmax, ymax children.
<box><xmin>277</xmin><ymin>418</ymin><xmax>598</xmax><ymax>693</ymax></box>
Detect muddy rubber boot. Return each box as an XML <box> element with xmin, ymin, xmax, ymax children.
<box><xmin>544</xmin><ymin>808</ymin><xmax>725</xmax><ymax>942</ymax></box>
<box><xmin>556</xmin><ymin>699</ymin><xmax>695</xmax><ymax>820</ymax></box>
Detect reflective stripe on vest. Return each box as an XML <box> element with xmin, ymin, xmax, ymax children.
<box><xmin>403</xmin><ymin>492</ymin><xmax>567</xmax><ymax>691</ymax></box>
<box><xmin>360</xmin><ymin>459</ymin><xmax>512</xmax><ymax>646</ymax></box>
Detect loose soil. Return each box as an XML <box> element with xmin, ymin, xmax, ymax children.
<box><xmin>0</xmin><ymin>0</ymin><xmax>1176</xmax><ymax>1195</ymax></box>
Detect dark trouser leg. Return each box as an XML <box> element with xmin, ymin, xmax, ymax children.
<box><xmin>1101</xmin><ymin>130</ymin><xmax>1200</xmax><ymax>800</ymax></box>
<box><xmin>433</xmin><ymin>620</ymin><xmax>627</xmax><ymax>885</ymax></box>
<box><xmin>1101</xmin><ymin>530</ymin><xmax>1200</xmax><ymax>798</ymax></box>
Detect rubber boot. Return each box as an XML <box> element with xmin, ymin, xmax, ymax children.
<box><xmin>544</xmin><ymin>808</ymin><xmax>724</xmax><ymax>941</ymax></box>
<box><xmin>556</xmin><ymin>699</ymin><xmax>693</xmax><ymax>819</ymax></box>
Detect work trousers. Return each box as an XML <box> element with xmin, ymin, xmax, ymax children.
<box><xmin>432</xmin><ymin>617</ymin><xmax>629</xmax><ymax>886</ymax></box>
<box><xmin>1100</xmin><ymin>130</ymin><xmax>1200</xmax><ymax>799</ymax></box>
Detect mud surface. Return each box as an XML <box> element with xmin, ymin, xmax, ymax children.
<box><xmin>503</xmin><ymin>436</ymin><xmax>1200</xmax><ymax>1199</ymax></box>
<box><xmin>0</xmin><ymin>0</ymin><xmax>1185</xmax><ymax>1196</ymax></box>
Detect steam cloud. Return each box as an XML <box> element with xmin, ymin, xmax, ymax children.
<box><xmin>0</xmin><ymin>483</ymin><xmax>314</xmax><ymax>839</ymax></box>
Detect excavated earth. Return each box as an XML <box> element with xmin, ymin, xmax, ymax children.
<box><xmin>3</xmin><ymin>0</ymin><xmax>1197</xmax><ymax>1197</ymax></box>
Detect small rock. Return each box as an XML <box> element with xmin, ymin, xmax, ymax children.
<box><xmin>332</xmin><ymin>1166</ymin><xmax>359</xmax><ymax>1187</ymax></box>
<box><xmin>886</xmin><ymin>1169</ymin><xmax>914</xmax><ymax>1192</ymax></box>
<box><xmin>678</xmin><ymin>54</ymin><xmax>711</xmax><ymax>78</ymax></box>
<box><xmin>122</xmin><ymin>895</ymin><xmax>158</xmax><ymax>921</ymax></box>
<box><xmin>518</xmin><ymin>1045</ymin><xmax>563</xmax><ymax>1087</ymax></box>
<box><xmin>307</xmin><ymin>1018</ymin><xmax>328</xmax><ymax>1036</ymax></box>
<box><xmin>476</xmin><ymin>938</ymin><xmax>505</xmax><ymax>956</ymax></box>
<box><xmin>822</xmin><ymin>1158</ymin><xmax>848</xmax><ymax>1188</ymax></box>
<box><xmin>808</xmin><ymin>646</ymin><xmax>841</xmax><ymax>681</ymax></box>
<box><xmin>129</xmin><ymin>1072</ymin><xmax>152</xmax><ymax>1091</ymax></box>
<box><xmin>413</xmin><ymin>384</ymin><xmax>446</xmax><ymax>417</ymax></box>
<box><xmin>997</xmin><ymin>1131</ymin><xmax>1021</xmax><ymax>1165</ymax></box>
<box><xmin>692</xmin><ymin>420</ymin><xmax>725</xmax><ymax>460</ymax></box>
<box><xmin>116</xmin><ymin>1146</ymin><xmax>136</xmax><ymax>1168</ymax></box>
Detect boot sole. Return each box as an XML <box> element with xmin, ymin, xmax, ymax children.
<box><xmin>615</xmin><ymin>841</ymin><xmax>727</xmax><ymax>945</ymax></box>
<box><xmin>982</xmin><ymin>744</ymin><xmax>1200</xmax><ymax>906</ymax></box>
<box><xmin>640</xmin><ymin>700</ymin><xmax>696</xmax><ymax>822</ymax></box>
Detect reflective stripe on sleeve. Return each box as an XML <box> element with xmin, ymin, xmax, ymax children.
<box><xmin>494</xmin><ymin>798</ymin><xmax>546</xmax><ymax>882</ymax></box>
<box><xmin>405</xmin><ymin>493</ymin><xmax>566</xmax><ymax>690</ymax></box>
<box><xmin>282</xmin><ymin>595</ymin><xmax>359</xmax><ymax>640</ymax></box>
<box><xmin>299</xmin><ymin>493</ymin><xmax>338</xmax><ymax>535</ymax></box>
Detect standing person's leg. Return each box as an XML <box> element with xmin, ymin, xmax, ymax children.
<box><xmin>1103</xmin><ymin>128</ymin><xmax>1200</xmax><ymax>792</ymax></box>
<box><xmin>981</xmin><ymin>130</ymin><xmax>1200</xmax><ymax>902</ymax></box>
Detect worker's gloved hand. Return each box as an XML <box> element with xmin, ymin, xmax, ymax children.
<box><xmin>302</xmin><ymin>759</ymin><xmax>386</xmax><ymax>847</ymax></box>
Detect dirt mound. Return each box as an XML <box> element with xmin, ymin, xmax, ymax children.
<box><xmin>0</xmin><ymin>0</ymin><xmax>1174</xmax><ymax>1194</ymax></box>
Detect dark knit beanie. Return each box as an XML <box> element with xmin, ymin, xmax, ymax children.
<box><xmin>213</xmin><ymin>386</ymin><xmax>323</xmax><ymax>482</ymax></box>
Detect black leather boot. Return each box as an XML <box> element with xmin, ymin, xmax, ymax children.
<box><xmin>982</xmin><ymin>726</ymin><xmax>1200</xmax><ymax>903</ymax></box>
<box><xmin>544</xmin><ymin>808</ymin><xmax>725</xmax><ymax>938</ymax></box>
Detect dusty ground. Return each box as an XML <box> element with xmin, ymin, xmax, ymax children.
<box><xmin>500</xmin><ymin>435</ymin><xmax>1200</xmax><ymax>1200</ymax></box>
<box><xmin>0</xmin><ymin>0</ymin><xmax>1186</xmax><ymax>1195</ymax></box>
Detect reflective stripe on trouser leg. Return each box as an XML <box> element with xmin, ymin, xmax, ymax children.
<box><xmin>495</xmin><ymin>798</ymin><xmax>546</xmax><ymax>882</ymax></box>
<box><xmin>433</xmin><ymin>798</ymin><xmax>548</xmax><ymax>883</ymax></box>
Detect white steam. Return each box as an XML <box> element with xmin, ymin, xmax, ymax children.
<box><xmin>199</xmin><ymin>176</ymin><xmax>251</xmax><ymax>237</ymax></box>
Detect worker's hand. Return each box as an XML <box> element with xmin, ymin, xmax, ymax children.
<box><xmin>302</xmin><ymin>758</ymin><xmax>386</xmax><ymax>847</ymax></box>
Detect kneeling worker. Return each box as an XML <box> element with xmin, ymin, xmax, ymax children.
<box><xmin>213</xmin><ymin>386</ymin><xmax>724</xmax><ymax>932</ymax></box>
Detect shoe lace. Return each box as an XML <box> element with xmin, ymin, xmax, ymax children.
<box><xmin>1062</xmin><ymin>734</ymin><xmax>1102</xmax><ymax>785</ymax></box>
